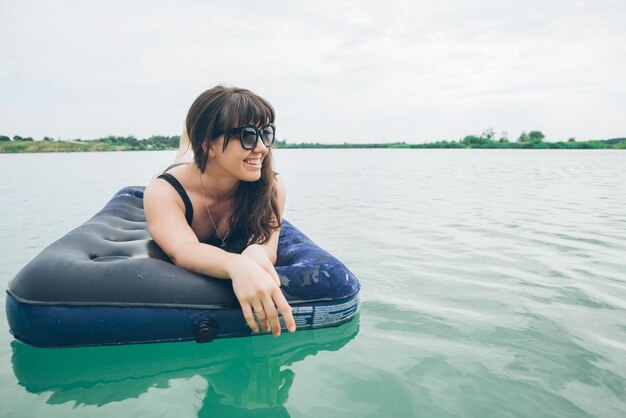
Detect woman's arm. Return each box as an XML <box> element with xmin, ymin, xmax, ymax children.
<box><xmin>239</xmin><ymin>175</ymin><xmax>287</xmax><ymax>334</ymax></box>
<box><xmin>241</xmin><ymin>175</ymin><xmax>286</xmax><ymax>275</ymax></box>
<box><xmin>144</xmin><ymin>179</ymin><xmax>233</xmax><ymax>277</ymax></box>
<box><xmin>144</xmin><ymin>178</ymin><xmax>295</xmax><ymax>336</ymax></box>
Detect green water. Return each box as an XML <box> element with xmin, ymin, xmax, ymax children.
<box><xmin>6</xmin><ymin>318</ymin><xmax>359</xmax><ymax>416</ymax></box>
<box><xmin>1</xmin><ymin>150</ymin><xmax>625</xmax><ymax>417</ymax></box>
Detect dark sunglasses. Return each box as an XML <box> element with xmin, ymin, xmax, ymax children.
<box><xmin>227</xmin><ymin>123</ymin><xmax>276</xmax><ymax>150</ymax></box>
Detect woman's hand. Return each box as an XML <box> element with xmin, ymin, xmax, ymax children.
<box><xmin>226</xmin><ymin>255</ymin><xmax>296</xmax><ymax>337</ymax></box>
<box><xmin>241</xmin><ymin>244</ymin><xmax>281</xmax><ymax>287</ymax></box>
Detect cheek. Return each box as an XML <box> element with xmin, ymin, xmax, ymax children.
<box><xmin>225</xmin><ymin>141</ymin><xmax>248</xmax><ymax>158</ymax></box>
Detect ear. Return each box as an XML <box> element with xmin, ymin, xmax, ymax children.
<box><xmin>202</xmin><ymin>141</ymin><xmax>216</xmax><ymax>158</ymax></box>
<box><xmin>208</xmin><ymin>142</ymin><xmax>217</xmax><ymax>158</ymax></box>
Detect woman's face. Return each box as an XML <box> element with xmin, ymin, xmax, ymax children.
<box><xmin>209</xmin><ymin>130</ymin><xmax>270</xmax><ymax>182</ymax></box>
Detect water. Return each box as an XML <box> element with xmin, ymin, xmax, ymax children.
<box><xmin>1</xmin><ymin>149</ymin><xmax>625</xmax><ymax>417</ymax></box>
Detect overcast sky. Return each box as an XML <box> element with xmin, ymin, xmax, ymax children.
<box><xmin>1</xmin><ymin>0</ymin><xmax>624</xmax><ymax>143</ymax></box>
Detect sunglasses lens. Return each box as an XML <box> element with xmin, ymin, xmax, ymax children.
<box><xmin>241</xmin><ymin>127</ymin><xmax>258</xmax><ymax>149</ymax></box>
<box><xmin>261</xmin><ymin>125</ymin><xmax>275</xmax><ymax>146</ymax></box>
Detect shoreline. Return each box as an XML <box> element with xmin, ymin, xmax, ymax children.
<box><xmin>1</xmin><ymin>137</ymin><xmax>625</xmax><ymax>153</ymax></box>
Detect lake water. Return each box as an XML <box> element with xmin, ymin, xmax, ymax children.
<box><xmin>1</xmin><ymin>149</ymin><xmax>625</xmax><ymax>417</ymax></box>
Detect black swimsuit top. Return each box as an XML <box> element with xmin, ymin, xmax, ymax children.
<box><xmin>156</xmin><ymin>163</ymin><xmax>227</xmax><ymax>248</ymax></box>
<box><xmin>156</xmin><ymin>163</ymin><xmax>194</xmax><ymax>226</ymax></box>
<box><xmin>156</xmin><ymin>163</ymin><xmax>277</xmax><ymax>250</ymax></box>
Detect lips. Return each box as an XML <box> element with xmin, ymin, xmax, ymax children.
<box><xmin>244</xmin><ymin>158</ymin><xmax>261</xmax><ymax>166</ymax></box>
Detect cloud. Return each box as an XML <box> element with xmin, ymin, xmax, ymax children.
<box><xmin>1</xmin><ymin>0</ymin><xmax>624</xmax><ymax>142</ymax></box>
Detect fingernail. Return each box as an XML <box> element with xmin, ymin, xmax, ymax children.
<box><xmin>288</xmin><ymin>325</ymin><xmax>296</xmax><ymax>332</ymax></box>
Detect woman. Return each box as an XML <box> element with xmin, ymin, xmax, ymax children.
<box><xmin>144</xmin><ymin>85</ymin><xmax>296</xmax><ymax>337</ymax></box>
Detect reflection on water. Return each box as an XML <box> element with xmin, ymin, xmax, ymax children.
<box><xmin>11</xmin><ymin>315</ymin><xmax>359</xmax><ymax>416</ymax></box>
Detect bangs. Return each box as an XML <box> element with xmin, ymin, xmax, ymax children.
<box><xmin>220</xmin><ymin>90</ymin><xmax>275</xmax><ymax>149</ymax></box>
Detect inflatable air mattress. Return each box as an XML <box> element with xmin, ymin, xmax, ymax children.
<box><xmin>6</xmin><ymin>186</ymin><xmax>360</xmax><ymax>347</ymax></box>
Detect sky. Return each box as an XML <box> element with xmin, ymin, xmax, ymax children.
<box><xmin>1</xmin><ymin>0</ymin><xmax>624</xmax><ymax>144</ymax></box>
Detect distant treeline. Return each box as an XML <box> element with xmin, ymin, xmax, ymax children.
<box><xmin>276</xmin><ymin>129</ymin><xmax>626</xmax><ymax>149</ymax></box>
<box><xmin>0</xmin><ymin>135</ymin><xmax>180</xmax><ymax>153</ymax></box>
<box><xmin>1</xmin><ymin>129</ymin><xmax>625</xmax><ymax>153</ymax></box>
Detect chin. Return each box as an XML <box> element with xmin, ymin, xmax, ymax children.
<box><xmin>239</xmin><ymin>162</ymin><xmax>263</xmax><ymax>182</ymax></box>
<box><xmin>240</xmin><ymin>171</ymin><xmax>262</xmax><ymax>182</ymax></box>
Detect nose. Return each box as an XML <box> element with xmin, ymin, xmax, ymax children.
<box><xmin>253</xmin><ymin>137</ymin><xmax>268</xmax><ymax>153</ymax></box>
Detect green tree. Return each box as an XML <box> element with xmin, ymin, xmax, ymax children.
<box><xmin>481</xmin><ymin>127</ymin><xmax>495</xmax><ymax>140</ymax></box>
<box><xmin>528</xmin><ymin>131</ymin><xmax>545</xmax><ymax>142</ymax></box>
<box><xmin>462</xmin><ymin>135</ymin><xmax>490</xmax><ymax>147</ymax></box>
<box><xmin>0</xmin><ymin>135</ymin><xmax>10</xmax><ymax>142</ymax></box>
<box><xmin>517</xmin><ymin>132</ymin><xmax>530</xmax><ymax>143</ymax></box>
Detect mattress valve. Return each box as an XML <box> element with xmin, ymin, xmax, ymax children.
<box><xmin>194</xmin><ymin>317</ymin><xmax>219</xmax><ymax>343</ymax></box>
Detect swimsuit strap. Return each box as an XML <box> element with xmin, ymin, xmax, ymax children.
<box><xmin>156</xmin><ymin>164</ymin><xmax>193</xmax><ymax>226</ymax></box>
<box><xmin>163</xmin><ymin>162</ymin><xmax>189</xmax><ymax>172</ymax></box>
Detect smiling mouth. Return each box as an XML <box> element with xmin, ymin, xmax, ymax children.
<box><xmin>244</xmin><ymin>158</ymin><xmax>261</xmax><ymax>167</ymax></box>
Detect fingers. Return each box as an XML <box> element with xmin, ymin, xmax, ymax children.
<box><xmin>253</xmin><ymin>303</ymin><xmax>271</xmax><ymax>333</ymax></box>
<box><xmin>262</xmin><ymin>296</ymin><xmax>282</xmax><ymax>336</ymax></box>
<box><xmin>241</xmin><ymin>303</ymin><xmax>259</xmax><ymax>333</ymax></box>
<box><xmin>272</xmin><ymin>288</ymin><xmax>296</xmax><ymax>333</ymax></box>
<box><xmin>233</xmin><ymin>258</ymin><xmax>294</xmax><ymax>336</ymax></box>
<box><xmin>244</xmin><ymin>303</ymin><xmax>273</xmax><ymax>334</ymax></box>
<box><xmin>246</xmin><ymin>294</ymin><xmax>296</xmax><ymax>336</ymax></box>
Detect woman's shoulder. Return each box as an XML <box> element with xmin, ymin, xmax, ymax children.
<box><xmin>145</xmin><ymin>175</ymin><xmax>180</xmax><ymax>204</ymax></box>
<box><xmin>146</xmin><ymin>162</ymin><xmax>193</xmax><ymax>204</ymax></box>
<box><xmin>144</xmin><ymin>171</ymin><xmax>193</xmax><ymax>228</ymax></box>
<box><xmin>272</xmin><ymin>173</ymin><xmax>286</xmax><ymax>206</ymax></box>
<box><xmin>164</xmin><ymin>161</ymin><xmax>192</xmax><ymax>173</ymax></box>
<box><xmin>273</xmin><ymin>172</ymin><xmax>285</xmax><ymax>188</ymax></box>
<box><xmin>149</xmin><ymin>160</ymin><xmax>193</xmax><ymax>182</ymax></box>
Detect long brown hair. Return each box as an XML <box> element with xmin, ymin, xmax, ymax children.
<box><xmin>186</xmin><ymin>85</ymin><xmax>281</xmax><ymax>252</ymax></box>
